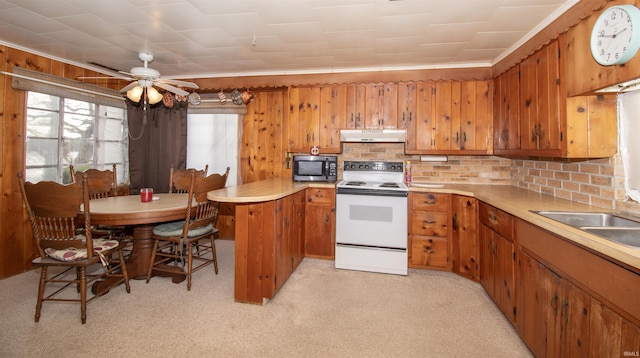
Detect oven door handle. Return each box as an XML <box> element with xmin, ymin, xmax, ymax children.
<box><xmin>336</xmin><ymin>188</ymin><xmax>408</xmax><ymax>197</ymax></box>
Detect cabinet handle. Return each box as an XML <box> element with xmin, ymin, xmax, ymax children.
<box><xmin>452</xmin><ymin>213</ymin><xmax>457</xmax><ymax>230</ymax></box>
<box><xmin>455</xmin><ymin>132</ymin><xmax>459</xmax><ymax>143</ymax></box>
<box><xmin>463</xmin><ymin>132</ymin><xmax>467</xmax><ymax>143</ymax></box>
<box><xmin>422</xmin><ymin>220</ymin><xmax>436</xmax><ymax>224</ymax></box>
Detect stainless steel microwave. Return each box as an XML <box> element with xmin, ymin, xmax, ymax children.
<box><xmin>292</xmin><ymin>155</ymin><xmax>338</xmax><ymax>182</ymax></box>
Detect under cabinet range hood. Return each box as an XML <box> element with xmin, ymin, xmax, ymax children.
<box><xmin>339</xmin><ymin>129</ymin><xmax>407</xmax><ymax>143</ymax></box>
<box><xmin>596</xmin><ymin>77</ymin><xmax>640</xmax><ymax>93</ymax></box>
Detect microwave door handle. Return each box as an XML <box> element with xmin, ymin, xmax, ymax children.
<box><xmin>324</xmin><ymin>159</ymin><xmax>329</xmax><ymax>180</ymax></box>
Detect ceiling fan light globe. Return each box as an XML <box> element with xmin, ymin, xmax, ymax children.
<box><xmin>147</xmin><ymin>87</ymin><xmax>163</xmax><ymax>104</ymax></box>
<box><xmin>126</xmin><ymin>86</ymin><xmax>143</xmax><ymax>102</ymax></box>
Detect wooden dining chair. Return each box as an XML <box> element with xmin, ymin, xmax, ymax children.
<box><xmin>17</xmin><ymin>172</ymin><xmax>130</xmax><ymax>324</ymax></box>
<box><xmin>168</xmin><ymin>164</ymin><xmax>208</xmax><ymax>193</ymax></box>
<box><xmin>147</xmin><ymin>167</ymin><xmax>229</xmax><ymax>291</ymax></box>
<box><xmin>69</xmin><ymin>164</ymin><xmax>132</xmax><ymax>258</ymax></box>
<box><xmin>69</xmin><ymin>164</ymin><xmax>118</xmax><ymax>199</ymax></box>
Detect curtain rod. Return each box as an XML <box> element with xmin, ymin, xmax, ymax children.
<box><xmin>0</xmin><ymin>70</ymin><xmax>125</xmax><ymax>101</ymax></box>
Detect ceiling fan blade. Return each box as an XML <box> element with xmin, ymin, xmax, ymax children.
<box><xmin>154</xmin><ymin>82</ymin><xmax>190</xmax><ymax>96</ymax></box>
<box><xmin>77</xmin><ymin>75</ymin><xmax>134</xmax><ymax>81</ymax></box>
<box><xmin>156</xmin><ymin>78</ymin><xmax>199</xmax><ymax>89</ymax></box>
<box><xmin>119</xmin><ymin>81</ymin><xmax>139</xmax><ymax>93</ymax></box>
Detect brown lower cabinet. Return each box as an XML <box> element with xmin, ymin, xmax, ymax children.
<box><xmin>408</xmin><ymin>192</ymin><xmax>452</xmax><ymax>269</ymax></box>
<box><xmin>304</xmin><ymin>187</ymin><xmax>335</xmax><ymax>259</ymax></box>
<box><xmin>478</xmin><ymin>202</ymin><xmax>516</xmax><ymax>325</ymax></box>
<box><xmin>452</xmin><ymin>195</ymin><xmax>479</xmax><ymax>281</ymax></box>
<box><xmin>516</xmin><ymin>219</ymin><xmax>640</xmax><ymax>357</ymax></box>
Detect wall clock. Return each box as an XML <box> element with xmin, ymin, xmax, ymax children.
<box><xmin>590</xmin><ymin>4</ymin><xmax>640</xmax><ymax>66</ymax></box>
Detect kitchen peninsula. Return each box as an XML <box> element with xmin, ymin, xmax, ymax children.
<box><xmin>207</xmin><ymin>178</ymin><xmax>332</xmax><ymax>304</ymax></box>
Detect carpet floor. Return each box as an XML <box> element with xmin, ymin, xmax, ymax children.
<box><xmin>0</xmin><ymin>239</ymin><xmax>532</xmax><ymax>357</ymax></box>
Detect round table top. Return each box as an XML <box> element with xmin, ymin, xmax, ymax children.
<box><xmin>87</xmin><ymin>193</ymin><xmax>189</xmax><ymax>226</ymax></box>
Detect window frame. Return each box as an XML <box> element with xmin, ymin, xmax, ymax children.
<box><xmin>25</xmin><ymin>91</ymin><xmax>128</xmax><ymax>184</ymax></box>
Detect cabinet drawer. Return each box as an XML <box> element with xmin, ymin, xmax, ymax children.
<box><xmin>411</xmin><ymin>212</ymin><xmax>449</xmax><ymax>237</ymax></box>
<box><xmin>411</xmin><ymin>236</ymin><xmax>449</xmax><ymax>268</ymax></box>
<box><xmin>306</xmin><ymin>188</ymin><xmax>335</xmax><ymax>205</ymax></box>
<box><xmin>479</xmin><ymin>202</ymin><xmax>513</xmax><ymax>240</ymax></box>
<box><xmin>411</xmin><ymin>192</ymin><xmax>451</xmax><ymax>211</ymax></box>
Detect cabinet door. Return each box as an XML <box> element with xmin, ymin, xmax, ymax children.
<box><xmin>452</xmin><ymin>195</ymin><xmax>478</xmax><ymax>281</ymax></box>
<box><xmin>495</xmin><ymin>233</ymin><xmax>516</xmax><ymax>324</ymax></box>
<box><xmin>459</xmin><ymin>80</ymin><xmax>492</xmax><ymax>152</ymax></box>
<box><xmin>433</xmin><ymin>81</ymin><xmax>453</xmax><ymax>151</ymax></box>
<box><xmin>364</xmin><ymin>83</ymin><xmax>398</xmax><ymax>129</ymax></box>
<box><xmin>494</xmin><ymin>65</ymin><xmax>520</xmax><ymax>153</ymax></box>
<box><xmin>346</xmin><ymin>85</ymin><xmax>365</xmax><ymax>129</ymax></box>
<box><xmin>288</xmin><ymin>87</ymin><xmax>320</xmax><ymax>151</ymax></box>
<box><xmin>414</xmin><ymin>82</ymin><xmax>436</xmax><ymax>151</ymax></box>
<box><xmin>590</xmin><ymin>300</ymin><xmax>640</xmax><ymax>358</ymax></box>
<box><xmin>304</xmin><ymin>188</ymin><xmax>335</xmax><ymax>259</ymax></box>
<box><xmin>397</xmin><ymin>82</ymin><xmax>416</xmax><ymax>130</ymax></box>
<box><xmin>519</xmin><ymin>40</ymin><xmax>562</xmax><ymax>154</ymax></box>
<box><xmin>479</xmin><ymin>224</ymin><xmax>496</xmax><ymax>297</ymax></box>
<box><xmin>560</xmin><ymin>278</ymin><xmax>591</xmax><ymax>358</ymax></box>
<box><xmin>319</xmin><ymin>86</ymin><xmax>346</xmax><ymax>153</ymax></box>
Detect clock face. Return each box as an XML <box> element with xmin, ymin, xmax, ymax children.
<box><xmin>590</xmin><ymin>5</ymin><xmax>640</xmax><ymax>66</ymax></box>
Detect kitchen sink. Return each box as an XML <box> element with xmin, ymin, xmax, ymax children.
<box><xmin>531</xmin><ymin>210</ymin><xmax>640</xmax><ymax>248</ymax></box>
<box><xmin>580</xmin><ymin>228</ymin><xmax>640</xmax><ymax>247</ymax></box>
<box><xmin>531</xmin><ymin>211</ymin><xmax>640</xmax><ymax>228</ymax></box>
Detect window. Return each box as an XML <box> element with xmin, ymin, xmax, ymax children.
<box><xmin>619</xmin><ymin>90</ymin><xmax>640</xmax><ymax>202</ymax></box>
<box><xmin>26</xmin><ymin>92</ymin><xmax>128</xmax><ymax>184</ymax></box>
<box><xmin>187</xmin><ymin>113</ymin><xmax>240</xmax><ymax>186</ymax></box>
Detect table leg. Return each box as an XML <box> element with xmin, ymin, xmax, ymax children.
<box><xmin>92</xmin><ymin>225</ymin><xmax>186</xmax><ymax>295</ymax></box>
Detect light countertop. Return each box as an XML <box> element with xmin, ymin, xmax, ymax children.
<box><xmin>207</xmin><ymin>177</ymin><xmax>640</xmax><ymax>271</ymax></box>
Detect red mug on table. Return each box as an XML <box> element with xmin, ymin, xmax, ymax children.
<box><xmin>140</xmin><ymin>188</ymin><xmax>153</xmax><ymax>202</ymax></box>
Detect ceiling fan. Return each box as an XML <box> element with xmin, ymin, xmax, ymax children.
<box><xmin>81</xmin><ymin>52</ymin><xmax>199</xmax><ymax>99</ymax></box>
<box><xmin>117</xmin><ymin>52</ymin><xmax>198</xmax><ymax>97</ymax></box>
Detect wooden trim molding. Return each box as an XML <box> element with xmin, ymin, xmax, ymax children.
<box><xmin>492</xmin><ymin>0</ymin><xmax>609</xmax><ymax>77</ymax></box>
<box><xmin>189</xmin><ymin>67</ymin><xmax>492</xmax><ymax>92</ymax></box>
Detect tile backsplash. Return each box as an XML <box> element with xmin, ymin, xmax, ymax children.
<box><xmin>339</xmin><ymin>143</ymin><xmax>511</xmax><ymax>185</ymax></box>
<box><xmin>338</xmin><ymin>143</ymin><xmax>640</xmax><ymax>215</ymax></box>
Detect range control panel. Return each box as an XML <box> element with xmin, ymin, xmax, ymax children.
<box><xmin>342</xmin><ymin>161</ymin><xmax>404</xmax><ymax>172</ymax></box>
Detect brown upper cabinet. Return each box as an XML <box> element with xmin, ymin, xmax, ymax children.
<box><xmin>519</xmin><ymin>39</ymin><xmax>562</xmax><ymax>155</ymax></box>
<box><xmin>564</xmin><ymin>2</ymin><xmax>640</xmax><ymax>97</ymax></box>
<box><xmin>406</xmin><ymin>80</ymin><xmax>493</xmax><ymax>154</ymax></box>
<box><xmin>288</xmin><ymin>86</ymin><xmax>342</xmax><ymax>153</ymax></box>
<box><xmin>345</xmin><ymin>84</ymin><xmax>398</xmax><ymax>129</ymax></box>
<box><xmin>493</xmin><ymin>65</ymin><xmax>520</xmax><ymax>153</ymax></box>
<box><xmin>492</xmin><ymin>37</ymin><xmax>618</xmax><ymax>158</ymax></box>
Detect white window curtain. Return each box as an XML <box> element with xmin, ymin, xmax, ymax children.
<box><xmin>618</xmin><ymin>90</ymin><xmax>640</xmax><ymax>202</ymax></box>
<box><xmin>187</xmin><ymin>113</ymin><xmax>240</xmax><ymax>186</ymax></box>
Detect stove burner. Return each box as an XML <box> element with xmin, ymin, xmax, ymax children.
<box><xmin>379</xmin><ymin>182</ymin><xmax>400</xmax><ymax>188</ymax></box>
<box><xmin>345</xmin><ymin>181</ymin><xmax>366</xmax><ymax>186</ymax></box>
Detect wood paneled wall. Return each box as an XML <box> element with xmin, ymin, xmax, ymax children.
<box><xmin>0</xmin><ymin>45</ymin><xmax>291</xmax><ymax>277</ymax></box>
<box><xmin>2</xmin><ymin>0</ymin><xmax>640</xmax><ymax>278</ymax></box>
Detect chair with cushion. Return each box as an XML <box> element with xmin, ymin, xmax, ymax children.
<box><xmin>169</xmin><ymin>164</ymin><xmax>208</xmax><ymax>193</ymax></box>
<box><xmin>69</xmin><ymin>164</ymin><xmax>131</xmax><ymax>252</ymax></box>
<box><xmin>18</xmin><ymin>172</ymin><xmax>130</xmax><ymax>324</ymax></box>
<box><xmin>147</xmin><ymin>167</ymin><xmax>229</xmax><ymax>290</ymax></box>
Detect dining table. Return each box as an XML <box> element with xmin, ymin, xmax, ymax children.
<box><xmin>85</xmin><ymin>193</ymin><xmax>190</xmax><ymax>294</ymax></box>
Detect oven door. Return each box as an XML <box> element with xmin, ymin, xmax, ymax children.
<box><xmin>335</xmin><ymin>190</ymin><xmax>408</xmax><ymax>249</ymax></box>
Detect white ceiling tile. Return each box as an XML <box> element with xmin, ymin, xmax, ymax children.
<box><xmin>0</xmin><ymin>0</ymin><xmax>576</xmax><ymax>79</ymax></box>
<box><xmin>0</xmin><ymin>7</ymin><xmax>69</xmax><ymax>33</ymax></box>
